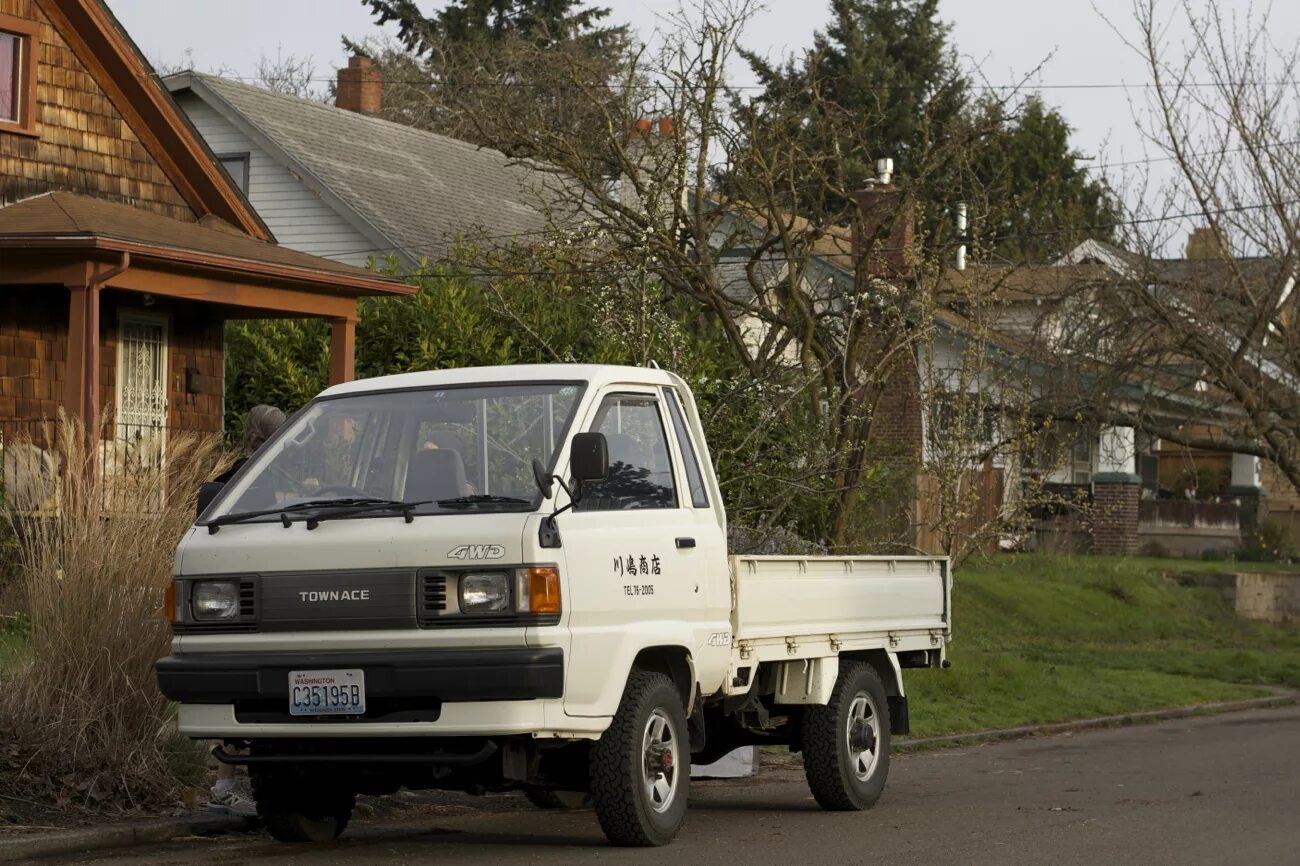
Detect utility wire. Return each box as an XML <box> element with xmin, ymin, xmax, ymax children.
<box><xmin>308</xmin><ymin>193</ymin><xmax>1300</xmax><ymax>269</ymax></box>
<box><xmin>197</xmin><ymin>72</ymin><xmax>1300</xmax><ymax>92</ymax></box>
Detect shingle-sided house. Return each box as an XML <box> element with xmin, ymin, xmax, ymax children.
<box><xmin>0</xmin><ymin>0</ymin><xmax>412</xmax><ymax>505</ymax></box>
<box><xmin>164</xmin><ymin>62</ymin><xmax>549</xmax><ymax>271</ymax></box>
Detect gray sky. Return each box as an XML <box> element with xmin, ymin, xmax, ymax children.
<box><xmin>113</xmin><ymin>1</ymin><xmax>1300</xmax><ymax>204</ymax></box>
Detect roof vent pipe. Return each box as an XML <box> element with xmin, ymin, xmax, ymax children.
<box><xmin>875</xmin><ymin>158</ymin><xmax>894</xmax><ymax>186</ymax></box>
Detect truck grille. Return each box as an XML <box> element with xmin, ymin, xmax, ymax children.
<box><xmin>239</xmin><ymin>579</ymin><xmax>256</xmax><ymax>617</ymax></box>
<box><xmin>419</xmin><ymin>572</ymin><xmax>449</xmax><ymax>625</ymax></box>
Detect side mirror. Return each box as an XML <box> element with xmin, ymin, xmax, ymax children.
<box><xmin>532</xmin><ymin>457</ymin><xmax>554</xmax><ymax>500</ymax></box>
<box><xmin>571</xmin><ymin>432</ymin><xmax>609</xmax><ymax>483</ymax></box>
<box><xmin>196</xmin><ymin>480</ymin><xmax>225</xmax><ymax>520</ymax></box>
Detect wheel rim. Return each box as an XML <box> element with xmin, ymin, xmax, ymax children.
<box><xmin>641</xmin><ymin>708</ymin><xmax>680</xmax><ymax>814</ymax></box>
<box><xmin>845</xmin><ymin>691</ymin><xmax>881</xmax><ymax>782</ymax></box>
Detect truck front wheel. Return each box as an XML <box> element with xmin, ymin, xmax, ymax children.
<box><xmin>251</xmin><ymin>765</ymin><xmax>356</xmax><ymax>843</ymax></box>
<box><xmin>589</xmin><ymin>670</ymin><xmax>690</xmax><ymax>846</ymax></box>
<box><xmin>801</xmin><ymin>660</ymin><xmax>891</xmax><ymax>811</ymax></box>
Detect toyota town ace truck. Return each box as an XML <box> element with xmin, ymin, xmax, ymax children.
<box><xmin>156</xmin><ymin>364</ymin><xmax>951</xmax><ymax>847</ymax></box>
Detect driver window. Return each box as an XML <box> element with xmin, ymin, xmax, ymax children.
<box><xmin>577</xmin><ymin>394</ymin><xmax>677</xmax><ymax>511</ymax></box>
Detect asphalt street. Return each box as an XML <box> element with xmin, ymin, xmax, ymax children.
<box><xmin>40</xmin><ymin>705</ymin><xmax>1300</xmax><ymax>866</ymax></box>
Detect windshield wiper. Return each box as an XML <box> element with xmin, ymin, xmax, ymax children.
<box><xmin>304</xmin><ymin>499</ymin><xmax>432</xmax><ymax>530</ymax></box>
<box><xmin>436</xmin><ymin>494</ymin><xmax>533</xmax><ymax>509</ymax></box>
<box><xmin>206</xmin><ymin>497</ymin><xmax>425</xmax><ymax>533</ymax></box>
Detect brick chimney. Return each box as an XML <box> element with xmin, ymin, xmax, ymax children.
<box><xmin>1185</xmin><ymin>226</ymin><xmax>1224</xmax><ymax>260</ymax></box>
<box><xmin>851</xmin><ymin>183</ymin><xmax>916</xmax><ymax>279</ymax></box>
<box><xmin>336</xmin><ymin>55</ymin><xmax>381</xmax><ymax>115</ymax></box>
<box><xmin>620</xmin><ymin>117</ymin><xmax>680</xmax><ymax>213</ymax></box>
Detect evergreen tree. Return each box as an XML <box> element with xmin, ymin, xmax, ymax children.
<box><xmin>739</xmin><ymin>0</ymin><xmax>966</xmax><ymax>206</ymax></box>
<box><xmin>359</xmin><ymin>0</ymin><xmax>626</xmax><ymax>56</ymax></box>
<box><xmin>964</xmin><ymin>96</ymin><xmax>1117</xmax><ymax>260</ymax></box>
<box><xmin>738</xmin><ymin>0</ymin><xmax>1114</xmax><ymax>259</ymax></box>
<box><xmin>350</xmin><ymin>0</ymin><xmax>629</xmax><ymax>152</ymax></box>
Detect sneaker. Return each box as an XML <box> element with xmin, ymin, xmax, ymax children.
<box><xmin>208</xmin><ymin>787</ymin><xmax>258</xmax><ymax>818</ymax></box>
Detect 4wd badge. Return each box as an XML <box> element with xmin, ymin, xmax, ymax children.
<box><xmin>447</xmin><ymin>544</ymin><xmax>506</xmax><ymax>561</ymax></box>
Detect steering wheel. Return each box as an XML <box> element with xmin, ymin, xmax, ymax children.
<box><xmin>267</xmin><ymin>463</ymin><xmax>308</xmax><ymax>495</ymax></box>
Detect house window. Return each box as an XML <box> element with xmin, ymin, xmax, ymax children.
<box><xmin>1071</xmin><ymin>426</ymin><xmax>1094</xmax><ymax>485</ymax></box>
<box><xmin>217</xmin><ymin>153</ymin><xmax>250</xmax><ymax>194</ymax></box>
<box><xmin>0</xmin><ymin>13</ymin><xmax>38</xmax><ymax>135</ymax></box>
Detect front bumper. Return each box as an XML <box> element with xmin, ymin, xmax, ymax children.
<box><xmin>156</xmin><ymin>647</ymin><xmax>563</xmax><ymax>722</ymax></box>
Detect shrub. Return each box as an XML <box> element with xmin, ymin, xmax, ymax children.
<box><xmin>728</xmin><ymin>523</ymin><xmax>829</xmax><ymax>556</ymax></box>
<box><xmin>0</xmin><ymin>418</ymin><xmax>228</xmax><ymax>810</ymax></box>
<box><xmin>1237</xmin><ymin>517</ymin><xmax>1297</xmax><ymax>563</ymax></box>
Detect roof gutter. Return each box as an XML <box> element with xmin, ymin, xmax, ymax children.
<box><xmin>0</xmin><ymin>235</ymin><xmax>413</xmax><ymax>297</ymax></box>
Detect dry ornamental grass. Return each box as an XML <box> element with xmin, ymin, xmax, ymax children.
<box><xmin>0</xmin><ymin>414</ymin><xmax>229</xmax><ymax>812</ymax></box>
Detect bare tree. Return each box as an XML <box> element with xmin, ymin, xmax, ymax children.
<box><xmin>423</xmin><ymin>0</ymin><xmax>1057</xmax><ymax>553</ymax></box>
<box><xmin>254</xmin><ymin>48</ymin><xmax>324</xmax><ymax>101</ymax></box>
<box><xmin>150</xmin><ymin>48</ymin><xmax>324</xmax><ymax>102</ymax></box>
<box><xmin>1030</xmin><ymin>0</ymin><xmax>1300</xmax><ymax>493</ymax></box>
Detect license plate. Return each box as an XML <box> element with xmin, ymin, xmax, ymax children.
<box><xmin>289</xmin><ymin>669</ymin><xmax>366</xmax><ymax>716</ymax></box>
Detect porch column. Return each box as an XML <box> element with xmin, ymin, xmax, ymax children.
<box><xmin>1093</xmin><ymin>426</ymin><xmax>1141</xmax><ymax>556</ymax></box>
<box><xmin>63</xmin><ymin>283</ymin><xmax>101</xmax><ymax>428</ymax></box>
<box><xmin>329</xmin><ymin>317</ymin><xmax>357</xmax><ymax>385</ymax></box>
<box><xmin>1228</xmin><ymin>453</ymin><xmax>1265</xmax><ymax>539</ymax></box>
<box><xmin>1097</xmin><ymin>426</ymin><xmax>1136</xmax><ymax>475</ymax></box>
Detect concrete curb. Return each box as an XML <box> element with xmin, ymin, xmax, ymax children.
<box><xmin>893</xmin><ymin>690</ymin><xmax>1300</xmax><ymax>752</ymax></box>
<box><xmin>0</xmin><ymin>814</ymin><xmax>250</xmax><ymax>863</ymax></box>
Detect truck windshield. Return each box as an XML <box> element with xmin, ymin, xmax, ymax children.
<box><xmin>210</xmin><ymin>382</ymin><xmax>585</xmax><ymax>522</ymax></box>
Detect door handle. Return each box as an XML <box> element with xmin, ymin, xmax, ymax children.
<box><xmin>675</xmin><ymin>537</ymin><xmax>696</xmax><ymax>549</ymax></box>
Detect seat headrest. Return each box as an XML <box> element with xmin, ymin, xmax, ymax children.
<box><xmin>406</xmin><ymin>448</ymin><xmax>467</xmax><ymax>501</ymax></box>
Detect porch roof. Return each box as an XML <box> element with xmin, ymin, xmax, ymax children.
<box><xmin>0</xmin><ymin>193</ymin><xmax>413</xmax><ymax>301</ymax></box>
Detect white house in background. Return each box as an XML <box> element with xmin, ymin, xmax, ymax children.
<box><xmin>164</xmin><ymin>59</ymin><xmax>548</xmax><ymax>271</ymax></box>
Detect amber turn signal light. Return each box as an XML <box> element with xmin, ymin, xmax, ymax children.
<box><xmin>516</xmin><ymin>567</ymin><xmax>561</xmax><ymax>614</ymax></box>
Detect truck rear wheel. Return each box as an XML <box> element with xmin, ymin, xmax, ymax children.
<box><xmin>251</xmin><ymin>765</ymin><xmax>356</xmax><ymax>843</ymax></box>
<box><xmin>589</xmin><ymin>670</ymin><xmax>690</xmax><ymax>847</ymax></box>
<box><xmin>802</xmin><ymin>661</ymin><xmax>891</xmax><ymax>811</ymax></box>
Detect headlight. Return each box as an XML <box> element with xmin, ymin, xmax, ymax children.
<box><xmin>460</xmin><ymin>572</ymin><xmax>510</xmax><ymax>613</ymax></box>
<box><xmin>192</xmin><ymin>581</ymin><xmax>239</xmax><ymax>620</ymax></box>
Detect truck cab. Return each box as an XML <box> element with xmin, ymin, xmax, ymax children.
<box><xmin>158</xmin><ymin>364</ymin><xmax>950</xmax><ymax>847</ymax></box>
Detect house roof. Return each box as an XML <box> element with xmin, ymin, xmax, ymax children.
<box><xmin>39</xmin><ymin>0</ymin><xmax>270</xmax><ymax>239</ymax></box>
<box><xmin>164</xmin><ymin>72</ymin><xmax>551</xmax><ymax>267</ymax></box>
<box><xmin>0</xmin><ymin>193</ymin><xmax>411</xmax><ymax>297</ymax></box>
<box><xmin>936</xmin><ymin>263</ymin><xmax>1114</xmax><ymax>302</ymax></box>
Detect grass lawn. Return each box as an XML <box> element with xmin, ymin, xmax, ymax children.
<box><xmin>904</xmin><ymin>555</ymin><xmax>1300</xmax><ymax>737</ymax></box>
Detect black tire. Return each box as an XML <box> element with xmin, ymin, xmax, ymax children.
<box><xmin>801</xmin><ymin>660</ymin><xmax>891</xmax><ymax>811</ymax></box>
<box><xmin>523</xmin><ymin>788</ymin><xmax>593</xmax><ymax>809</ymax></box>
<box><xmin>251</xmin><ymin>765</ymin><xmax>356</xmax><ymax>843</ymax></box>
<box><xmin>589</xmin><ymin>670</ymin><xmax>690</xmax><ymax>847</ymax></box>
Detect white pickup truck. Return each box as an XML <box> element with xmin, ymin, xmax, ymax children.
<box><xmin>157</xmin><ymin>364</ymin><xmax>950</xmax><ymax>847</ymax></box>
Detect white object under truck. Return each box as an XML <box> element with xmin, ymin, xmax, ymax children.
<box><xmin>157</xmin><ymin>364</ymin><xmax>951</xmax><ymax>847</ymax></box>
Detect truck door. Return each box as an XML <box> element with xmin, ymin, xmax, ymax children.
<box><xmin>559</xmin><ymin>389</ymin><xmax>711</xmax><ymax>718</ymax></box>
